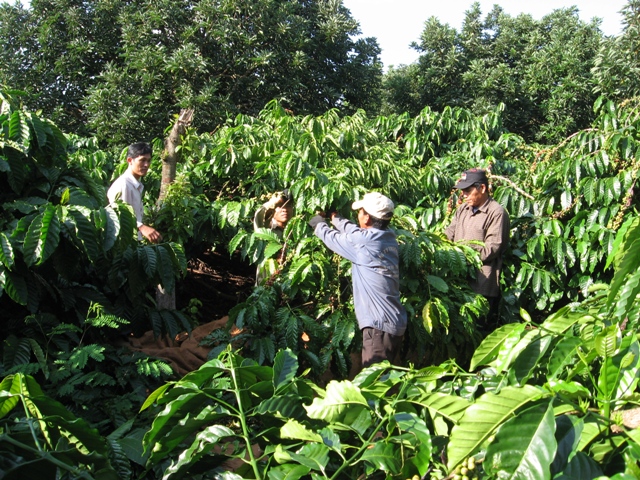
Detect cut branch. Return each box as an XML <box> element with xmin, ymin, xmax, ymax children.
<box><xmin>156</xmin><ymin>108</ymin><xmax>194</xmax><ymax>310</ymax></box>
<box><xmin>490</xmin><ymin>174</ymin><xmax>535</xmax><ymax>200</ymax></box>
<box><xmin>158</xmin><ymin>108</ymin><xmax>195</xmax><ymax>203</ymax></box>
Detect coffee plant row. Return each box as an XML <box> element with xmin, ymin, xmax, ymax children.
<box><xmin>1</xmin><ymin>87</ymin><xmax>639</xmax><ymax>478</ymax></box>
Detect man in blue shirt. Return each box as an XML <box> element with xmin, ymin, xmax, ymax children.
<box><xmin>309</xmin><ymin>192</ymin><xmax>407</xmax><ymax>368</ymax></box>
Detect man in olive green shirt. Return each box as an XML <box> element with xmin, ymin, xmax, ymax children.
<box><xmin>445</xmin><ymin>169</ymin><xmax>510</xmax><ymax>326</ymax></box>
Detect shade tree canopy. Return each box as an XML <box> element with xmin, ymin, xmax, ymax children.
<box><xmin>383</xmin><ymin>2</ymin><xmax>605</xmax><ymax>143</ymax></box>
<box><xmin>4</xmin><ymin>0</ymin><xmax>640</xmax><ymax>147</ymax></box>
<box><xmin>0</xmin><ymin>0</ymin><xmax>383</xmax><ymax>146</ymax></box>
<box><xmin>593</xmin><ymin>0</ymin><xmax>640</xmax><ymax>102</ymax></box>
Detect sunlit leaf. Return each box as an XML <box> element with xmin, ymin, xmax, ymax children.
<box><xmin>447</xmin><ymin>385</ymin><xmax>546</xmax><ymax>470</ymax></box>
<box><xmin>304</xmin><ymin>380</ymin><xmax>368</xmax><ymax>423</ymax></box>
<box><xmin>484</xmin><ymin>401</ymin><xmax>557</xmax><ymax>480</ymax></box>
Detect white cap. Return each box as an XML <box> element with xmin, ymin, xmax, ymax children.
<box><xmin>352</xmin><ymin>192</ymin><xmax>395</xmax><ymax>219</ymax></box>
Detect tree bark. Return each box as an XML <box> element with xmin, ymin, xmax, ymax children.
<box><xmin>158</xmin><ymin>108</ymin><xmax>194</xmax><ymax>203</ymax></box>
<box><xmin>156</xmin><ymin>108</ymin><xmax>194</xmax><ymax>310</ymax></box>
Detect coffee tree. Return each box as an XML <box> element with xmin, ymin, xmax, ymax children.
<box><xmin>2</xmin><ymin>80</ymin><xmax>640</xmax><ymax>477</ymax></box>
<box><xmin>144</xmin><ymin>96</ymin><xmax>640</xmax><ymax>379</ymax></box>
<box><xmin>0</xmin><ymin>89</ymin><xmax>187</xmax><ymax>435</ymax></box>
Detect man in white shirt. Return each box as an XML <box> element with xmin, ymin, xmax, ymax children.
<box><xmin>107</xmin><ymin>142</ymin><xmax>163</xmax><ymax>243</ymax></box>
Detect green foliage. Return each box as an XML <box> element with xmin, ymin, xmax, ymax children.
<box><xmin>174</xmin><ymin>100</ymin><xmax>517</xmax><ymax>373</ymax></box>
<box><xmin>206</xmin><ymin>280</ymin><xmax>354</xmax><ymax>377</ymax></box>
<box><xmin>8</xmin><ymin>250</ymin><xmax>640</xmax><ymax>480</ymax></box>
<box><xmin>0</xmin><ymin>89</ymin><xmax>190</xmax><ymax>460</ymax></box>
<box><xmin>380</xmin><ymin>64</ymin><xmax>422</xmax><ymax>117</ymax></box>
<box><xmin>0</xmin><ymin>0</ymin><xmax>123</xmax><ymax>136</ymax></box>
<box><xmin>497</xmin><ymin>96</ymin><xmax>640</xmax><ymax>320</ymax></box>
<box><xmin>0</xmin><ymin>87</ymin><xmax>188</xmax><ymax>330</ymax></box>
<box><xmin>143</xmin><ymin>212</ymin><xmax>640</xmax><ymax>479</ymax></box>
<box><xmin>3</xmin><ymin>26</ymin><xmax>640</xmax><ymax>475</ymax></box>
<box><xmin>153</xmin><ymin>93</ymin><xmax>640</xmax><ymax>376</ymax></box>
<box><xmin>0</xmin><ymin>373</ymin><xmax>119</xmax><ymax>479</ymax></box>
<box><xmin>1</xmin><ymin>305</ymin><xmax>173</xmax><ymax>431</ymax></box>
<box><xmin>390</xmin><ymin>3</ymin><xmax>604</xmax><ymax>142</ymax></box>
<box><xmin>141</xmin><ymin>348</ymin><xmax>439</xmax><ymax>479</ymax></box>
<box><xmin>593</xmin><ymin>0</ymin><xmax>640</xmax><ymax>103</ymax></box>
<box><xmin>6</xmin><ymin>77</ymin><xmax>640</xmax><ymax>380</ymax></box>
<box><xmin>0</xmin><ymin>0</ymin><xmax>383</xmax><ymax>145</ymax></box>
<box><xmin>435</xmin><ymin>217</ymin><xmax>640</xmax><ymax>477</ymax></box>
<box><xmin>447</xmin><ymin>385</ymin><xmax>548</xmax><ymax>471</ymax></box>
<box><xmin>148</xmin><ymin>176</ymin><xmax>201</xmax><ymax>245</ymax></box>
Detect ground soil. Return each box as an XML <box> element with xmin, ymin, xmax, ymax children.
<box><xmin>127</xmin><ymin>247</ymin><xmax>363</xmax><ymax>379</ymax></box>
<box><xmin>125</xmin><ymin>249</ymin><xmax>255</xmax><ymax>376</ymax></box>
<box><xmin>176</xmin><ymin>248</ymin><xmax>256</xmax><ymax>322</ymax></box>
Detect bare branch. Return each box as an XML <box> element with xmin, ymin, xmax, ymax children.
<box><xmin>490</xmin><ymin>174</ymin><xmax>535</xmax><ymax>200</ymax></box>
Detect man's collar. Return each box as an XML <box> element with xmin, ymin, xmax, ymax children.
<box><xmin>464</xmin><ymin>196</ymin><xmax>492</xmax><ymax>213</ymax></box>
<box><xmin>125</xmin><ymin>168</ymin><xmax>143</xmax><ymax>188</ymax></box>
<box><xmin>477</xmin><ymin>196</ymin><xmax>492</xmax><ymax>212</ymax></box>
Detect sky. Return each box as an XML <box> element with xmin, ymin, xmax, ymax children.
<box><xmin>342</xmin><ymin>0</ymin><xmax>628</xmax><ymax>70</ymax></box>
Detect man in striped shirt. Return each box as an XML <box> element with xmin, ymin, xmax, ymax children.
<box><xmin>445</xmin><ymin>169</ymin><xmax>510</xmax><ymax>327</ymax></box>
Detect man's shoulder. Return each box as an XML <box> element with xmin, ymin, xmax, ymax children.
<box><xmin>485</xmin><ymin>197</ymin><xmax>508</xmax><ymax>216</ymax></box>
<box><xmin>108</xmin><ymin>173</ymin><xmax>126</xmax><ymax>195</ymax></box>
<box><xmin>108</xmin><ymin>170</ymin><xmax>141</xmax><ymax>201</ymax></box>
<box><xmin>475</xmin><ymin>197</ymin><xmax>504</xmax><ymax>214</ymax></box>
<box><xmin>363</xmin><ymin>227</ymin><xmax>397</xmax><ymax>243</ymax></box>
<box><xmin>109</xmin><ymin>172</ymin><xmax>125</xmax><ymax>187</ymax></box>
<box><xmin>112</xmin><ymin>170</ymin><xmax>141</xmax><ymax>188</ymax></box>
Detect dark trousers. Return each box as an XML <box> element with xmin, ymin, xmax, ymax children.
<box><xmin>361</xmin><ymin>327</ymin><xmax>403</xmax><ymax>368</ymax></box>
<box><xmin>487</xmin><ymin>296</ymin><xmax>500</xmax><ymax>321</ymax></box>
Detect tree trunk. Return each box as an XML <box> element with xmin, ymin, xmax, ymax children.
<box><xmin>158</xmin><ymin>108</ymin><xmax>194</xmax><ymax>203</ymax></box>
<box><xmin>156</xmin><ymin>108</ymin><xmax>194</xmax><ymax>310</ymax></box>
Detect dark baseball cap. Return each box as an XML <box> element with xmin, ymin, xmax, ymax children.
<box><xmin>453</xmin><ymin>168</ymin><xmax>488</xmax><ymax>189</ymax></box>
